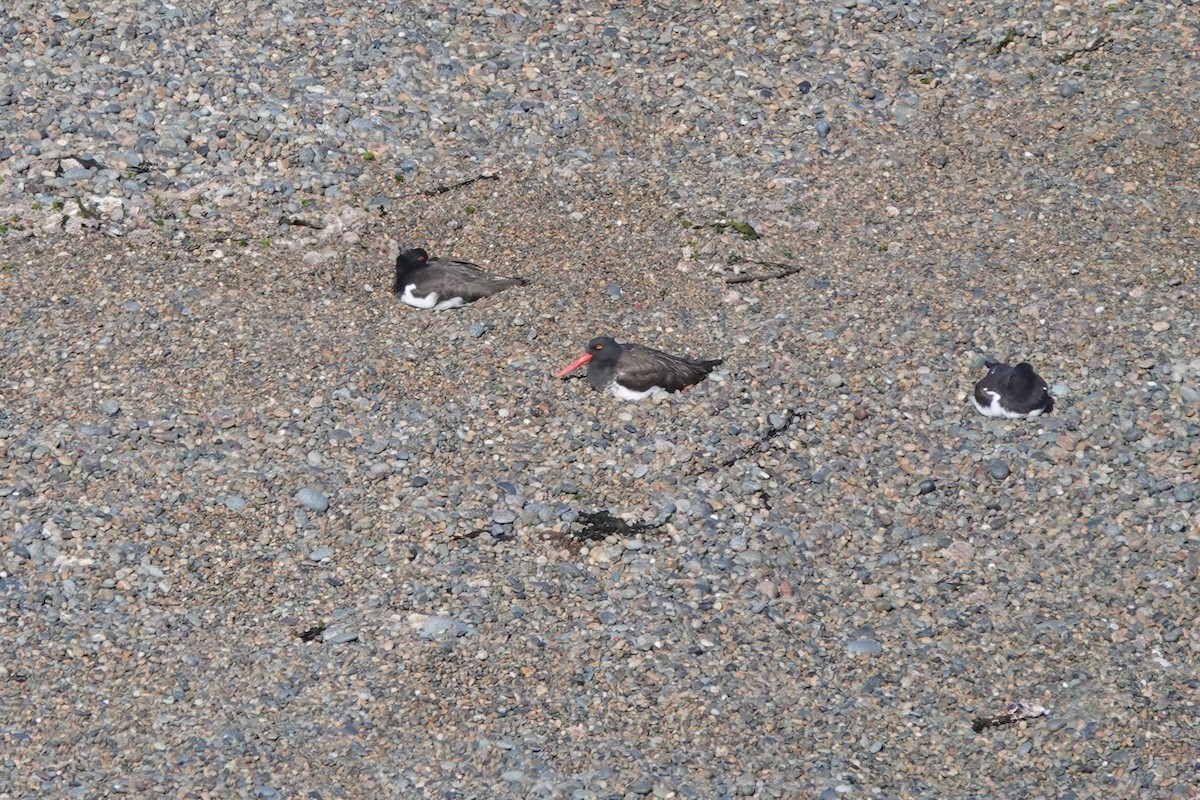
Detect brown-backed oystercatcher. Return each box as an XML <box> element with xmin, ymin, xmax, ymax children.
<box><xmin>393</xmin><ymin>247</ymin><xmax>526</xmax><ymax>311</ymax></box>
<box><xmin>972</xmin><ymin>359</ymin><xmax>1053</xmax><ymax>418</ymax></box>
<box><xmin>557</xmin><ymin>336</ymin><xmax>723</xmax><ymax>401</ymax></box>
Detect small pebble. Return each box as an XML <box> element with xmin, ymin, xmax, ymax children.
<box><xmin>295</xmin><ymin>487</ymin><xmax>330</xmax><ymax>512</ymax></box>
<box><xmin>847</xmin><ymin>639</ymin><xmax>883</xmax><ymax>656</ymax></box>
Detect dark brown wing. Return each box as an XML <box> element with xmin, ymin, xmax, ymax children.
<box><xmin>614</xmin><ymin>343</ymin><xmax>723</xmax><ymax>393</ymax></box>
<box><xmin>417</xmin><ymin>258</ymin><xmax>526</xmax><ymax>303</ymax></box>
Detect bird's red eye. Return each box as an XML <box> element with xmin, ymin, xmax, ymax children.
<box><xmin>594</xmin><ymin>344</ymin><xmax>603</xmax><ymax>350</ymax></box>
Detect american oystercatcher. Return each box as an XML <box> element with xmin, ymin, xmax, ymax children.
<box><xmin>556</xmin><ymin>336</ymin><xmax>724</xmax><ymax>401</ymax></box>
<box><xmin>972</xmin><ymin>359</ymin><xmax>1053</xmax><ymax>418</ymax></box>
<box><xmin>393</xmin><ymin>247</ymin><xmax>526</xmax><ymax>310</ymax></box>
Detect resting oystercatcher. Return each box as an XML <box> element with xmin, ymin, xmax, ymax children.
<box><xmin>972</xmin><ymin>359</ymin><xmax>1053</xmax><ymax>418</ymax></box>
<box><xmin>556</xmin><ymin>336</ymin><xmax>724</xmax><ymax>401</ymax></box>
<box><xmin>393</xmin><ymin>247</ymin><xmax>526</xmax><ymax>310</ymax></box>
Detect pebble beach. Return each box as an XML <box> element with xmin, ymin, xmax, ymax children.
<box><xmin>1</xmin><ymin>1</ymin><xmax>1198</xmax><ymax>798</ymax></box>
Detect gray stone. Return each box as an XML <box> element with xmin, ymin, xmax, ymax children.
<box><xmin>419</xmin><ymin>615</ymin><xmax>469</xmax><ymax>638</ymax></box>
<box><xmin>847</xmin><ymin>639</ymin><xmax>883</xmax><ymax>655</ymax></box>
<box><xmin>224</xmin><ymin>495</ymin><xmax>247</xmax><ymax>513</ymax></box>
<box><xmin>824</xmin><ymin>373</ymin><xmax>845</xmax><ymax>389</ymax></box>
<box><xmin>309</xmin><ymin>546</ymin><xmax>334</xmax><ymax>561</ymax></box>
<box><xmin>295</xmin><ymin>487</ymin><xmax>330</xmax><ymax>512</ymax></box>
<box><xmin>893</xmin><ymin>104</ymin><xmax>918</xmax><ymax>127</ymax></box>
<box><xmin>631</xmin><ymin>779</ymin><xmax>654</xmax><ymax>795</ymax></box>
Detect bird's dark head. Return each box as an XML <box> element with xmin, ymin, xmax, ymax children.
<box><xmin>394</xmin><ymin>248</ymin><xmax>430</xmax><ymax>292</ymax></box>
<box><xmin>1015</xmin><ymin>362</ymin><xmax>1053</xmax><ymax>411</ymax></box>
<box><xmin>396</xmin><ymin>248</ymin><xmax>429</xmax><ymax>271</ymax></box>
<box><xmin>583</xmin><ymin>336</ymin><xmax>621</xmax><ymax>365</ymax></box>
<box><xmin>556</xmin><ymin>335</ymin><xmax>621</xmax><ymax>378</ymax></box>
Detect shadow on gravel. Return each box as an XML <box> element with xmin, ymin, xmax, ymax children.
<box><xmin>574</xmin><ymin>510</ymin><xmax>657</xmax><ymax>540</ymax></box>
<box><xmin>544</xmin><ymin>509</ymin><xmax>671</xmax><ymax>552</ymax></box>
<box><xmin>294</xmin><ymin>623</ymin><xmax>327</xmax><ymax>642</ymax></box>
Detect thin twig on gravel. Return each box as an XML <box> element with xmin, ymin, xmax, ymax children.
<box><xmin>723</xmin><ymin>259</ymin><xmax>804</xmax><ymax>284</ymax></box>
<box><xmin>1051</xmin><ymin>34</ymin><xmax>1111</xmax><ymax>64</ymax></box>
<box><xmin>690</xmin><ymin>408</ymin><xmax>805</xmax><ymax>476</ymax></box>
<box><xmin>278</xmin><ymin>215</ymin><xmax>326</xmax><ymax>230</ymax></box>
<box><xmin>420</xmin><ymin>173</ymin><xmax>500</xmax><ymax>196</ymax></box>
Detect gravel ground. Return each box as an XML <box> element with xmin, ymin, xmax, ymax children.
<box><xmin>2</xmin><ymin>1</ymin><xmax>1199</xmax><ymax>798</ymax></box>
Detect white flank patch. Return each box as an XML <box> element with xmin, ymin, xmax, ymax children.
<box><xmin>400</xmin><ymin>284</ymin><xmax>465</xmax><ymax>311</ymax></box>
<box><xmin>972</xmin><ymin>389</ymin><xmax>1042</xmax><ymax>419</ymax></box>
<box><xmin>609</xmin><ymin>383</ymin><xmax>666</xmax><ymax>402</ymax></box>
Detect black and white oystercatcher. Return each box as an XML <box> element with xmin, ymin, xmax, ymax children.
<box><xmin>972</xmin><ymin>359</ymin><xmax>1053</xmax><ymax>418</ymax></box>
<box><xmin>556</xmin><ymin>336</ymin><xmax>724</xmax><ymax>400</ymax></box>
<box><xmin>393</xmin><ymin>247</ymin><xmax>526</xmax><ymax>310</ymax></box>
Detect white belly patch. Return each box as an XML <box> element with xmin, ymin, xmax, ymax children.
<box><xmin>609</xmin><ymin>383</ymin><xmax>666</xmax><ymax>401</ymax></box>
<box><xmin>400</xmin><ymin>284</ymin><xmax>465</xmax><ymax>311</ymax></box>
<box><xmin>972</xmin><ymin>389</ymin><xmax>1042</xmax><ymax>419</ymax></box>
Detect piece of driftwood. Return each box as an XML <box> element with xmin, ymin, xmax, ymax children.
<box><xmin>724</xmin><ymin>260</ymin><xmax>804</xmax><ymax>284</ymax></box>
<box><xmin>1051</xmin><ymin>34</ymin><xmax>1111</xmax><ymax>64</ymax></box>
<box><xmin>972</xmin><ymin>700</ymin><xmax>1049</xmax><ymax>733</ymax></box>
<box><xmin>420</xmin><ymin>173</ymin><xmax>500</xmax><ymax>196</ymax></box>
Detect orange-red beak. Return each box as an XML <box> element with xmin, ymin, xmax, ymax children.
<box><xmin>556</xmin><ymin>352</ymin><xmax>592</xmax><ymax>378</ymax></box>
